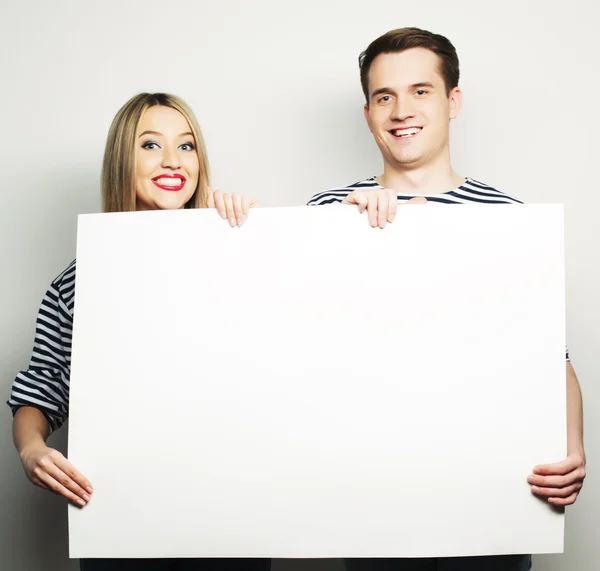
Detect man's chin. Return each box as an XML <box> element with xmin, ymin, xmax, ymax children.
<box><xmin>391</xmin><ymin>153</ymin><xmax>423</xmax><ymax>167</ymax></box>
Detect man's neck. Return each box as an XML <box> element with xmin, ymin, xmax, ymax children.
<box><xmin>377</xmin><ymin>160</ymin><xmax>465</xmax><ymax>196</ymax></box>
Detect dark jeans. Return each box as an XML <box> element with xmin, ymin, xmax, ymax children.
<box><xmin>80</xmin><ymin>558</ymin><xmax>272</xmax><ymax>571</ymax></box>
<box><xmin>344</xmin><ymin>555</ymin><xmax>532</xmax><ymax>571</ymax></box>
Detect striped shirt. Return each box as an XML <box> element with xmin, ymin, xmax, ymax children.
<box><xmin>6</xmin><ymin>179</ymin><xmax>567</xmax><ymax>429</ymax></box>
<box><xmin>307</xmin><ymin>176</ymin><xmax>523</xmax><ymax>206</ymax></box>
<box><xmin>8</xmin><ymin>260</ymin><xmax>76</xmax><ymax>432</ymax></box>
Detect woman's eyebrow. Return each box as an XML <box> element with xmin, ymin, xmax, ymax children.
<box><xmin>138</xmin><ymin>130</ymin><xmax>193</xmax><ymax>138</ymax></box>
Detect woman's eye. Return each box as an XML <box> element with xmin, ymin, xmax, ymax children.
<box><xmin>180</xmin><ymin>143</ymin><xmax>195</xmax><ymax>151</ymax></box>
<box><xmin>142</xmin><ymin>141</ymin><xmax>159</xmax><ymax>150</ymax></box>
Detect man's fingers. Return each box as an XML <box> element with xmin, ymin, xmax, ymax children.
<box><xmin>549</xmin><ymin>493</ymin><xmax>579</xmax><ymax>506</ymax></box>
<box><xmin>35</xmin><ymin>468</ymin><xmax>88</xmax><ymax>507</ymax></box>
<box><xmin>387</xmin><ymin>189</ymin><xmax>398</xmax><ymax>222</ymax></box>
<box><xmin>528</xmin><ymin>469</ymin><xmax>585</xmax><ymax>489</ymax></box>
<box><xmin>341</xmin><ymin>191</ymin><xmax>359</xmax><ymax>205</ymax></box>
<box><xmin>342</xmin><ymin>191</ymin><xmax>368</xmax><ymax>213</ymax></box>
<box><xmin>377</xmin><ymin>191</ymin><xmax>389</xmax><ymax>229</ymax></box>
<box><xmin>357</xmin><ymin>194</ymin><xmax>368</xmax><ymax>213</ymax></box>
<box><xmin>343</xmin><ymin>189</ymin><xmax>424</xmax><ymax>226</ymax></box>
<box><xmin>367</xmin><ymin>195</ymin><xmax>379</xmax><ymax>228</ymax></box>
<box><xmin>531</xmin><ymin>481</ymin><xmax>583</xmax><ymax>498</ymax></box>
<box><xmin>530</xmin><ymin>455</ymin><xmax>585</xmax><ymax>507</ymax></box>
<box><xmin>534</xmin><ymin>457</ymin><xmax>582</xmax><ymax>476</ymax></box>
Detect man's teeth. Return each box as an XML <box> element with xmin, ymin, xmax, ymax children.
<box><xmin>155</xmin><ymin>178</ymin><xmax>182</xmax><ymax>186</ymax></box>
<box><xmin>392</xmin><ymin>128</ymin><xmax>421</xmax><ymax>137</ymax></box>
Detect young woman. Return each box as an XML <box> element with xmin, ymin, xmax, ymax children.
<box><xmin>7</xmin><ymin>92</ymin><xmax>271</xmax><ymax>571</ymax></box>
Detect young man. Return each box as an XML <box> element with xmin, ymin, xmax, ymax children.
<box><xmin>308</xmin><ymin>27</ymin><xmax>586</xmax><ymax>571</ymax></box>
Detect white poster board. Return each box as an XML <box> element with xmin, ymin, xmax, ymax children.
<box><xmin>68</xmin><ymin>205</ymin><xmax>566</xmax><ymax>559</ymax></box>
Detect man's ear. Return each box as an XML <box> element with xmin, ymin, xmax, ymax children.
<box><xmin>363</xmin><ymin>103</ymin><xmax>373</xmax><ymax>133</ymax></box>
<box><xmin>449</xmin><ymin>87</ymin><xmax>462</xmax><ymax>120</ymax></box>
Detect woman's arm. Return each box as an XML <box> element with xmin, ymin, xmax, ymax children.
<box><xmin>13</xmin><ymin>406</ymin><xmax>93</xmax><ymax>506</ymax></box>
<box><xmin>8</xmin><ymin>261</ymin><xmax>92</xmax><ymax>506</ymax></box>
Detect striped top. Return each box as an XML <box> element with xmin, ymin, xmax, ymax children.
<box><xmin>307</xmin><ymin>176</ymin><xmax>524</xmax><ymax>206</ymax></box>
<box><xmin>8</xmin><ymin>260</ymin><xmax>76</xmax><ymax>431</ymax></box>
<box><xmin>7</xmin><ymin>179</ymin><xmax>567</xmax><ymax>430</ymax></box>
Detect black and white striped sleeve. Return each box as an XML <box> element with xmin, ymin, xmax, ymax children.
<box><xmin>7</xmin><ymin>261</ymin><xmax>76</xmax><ymax>433</ymax></box>
<box><xmin>307</xmin><ymin>179</ymin><xmax>380</xmax><ymax>206</ymax></box>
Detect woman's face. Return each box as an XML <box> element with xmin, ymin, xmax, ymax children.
<box><xmin>135</xmin><ymin>105</ymin><xmax>200</xmax><ymax>211</ymax></box>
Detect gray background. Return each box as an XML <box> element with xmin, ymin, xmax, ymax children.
<box><xmin>1</xmin><ymin>0</ymin><xmax>598</xmax><ymax>570</ymax></box>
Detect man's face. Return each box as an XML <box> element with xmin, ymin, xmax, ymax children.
<box><xmin>364</xmin><ymin>48</ymin><xmax>461</xmax><ymax>171</ymax></box>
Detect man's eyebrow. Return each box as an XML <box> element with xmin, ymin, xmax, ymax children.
<box><xmin>370</xmin><ymin>82</ymin><xmax>436</xmax><ymax>100</ymax></box>
<box><xmin>370</xmin><ymin>87</ymin><xmax>396</xmax><ymax>99</ymax></box>
<box><xmin>138</xmin><ymin>131</ymin><xmax>194</xmax><ymax>138</ymax></box>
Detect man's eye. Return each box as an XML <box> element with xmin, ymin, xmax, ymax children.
<box><xmin>416</xmin><ymin>90</ymin><xmax>428</xmax><ymax>96</ymax></box>
<box><xmin>142</xmin><ymin>141</ymin><xmax>159</xmax><ymax>150</ymax></box>
<box><xmin>379</xmin><ymin>95</ymin><xmax>391</xmax><ymax>103</ymax></box>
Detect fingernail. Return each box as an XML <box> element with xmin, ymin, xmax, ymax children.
<box><xmin>86</xmin><ymin>486</ymin><xmax>93</xmax><ymax>494</ymax></box>
<box><xmin>527</xmin><ymin>475</ymin><xmax>535</xmax><ymax>484</ymax></box>
<box><xmin>531</xmin><ymin>486</ymin><xmax>539</xmax><ymax>492</ymax></box>
<box><xmin>389</xmin><ymin>214</ymin><xmax>395</xmax><ymax>223</ymax></box>
<box><xmin>83</xmin><ymin>494</ymin><xmax>90</xmax><ymax>502</ymax></box>
<box><xmin>77</xmin><ymin>499</ymin><xmax>86</xmax><ymax>506</ymax></box>
<box><xmin>229</xmin><ymin>217</ymin><xmax>236</xmax><ymax>227</ymax></box>
<box><xmin>238</xmin><ymin>218</ymin><xmax>244</xmax><ymax>228</ymax></box>
<box><xmin>219</xmin><ymin>210</ymin><xmax>226</xmax><ymax>219</ymax></box>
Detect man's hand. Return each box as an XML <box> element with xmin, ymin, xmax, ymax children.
<box><xmin>528</xmin><ymin>453</ymin><xmax>586</xmax><ymax>506</ymax></box>
<box><xmin>207</xmin><ymin>187</ymin><xmax>259</xmax><ymax>227</ymax></box>
<box><xmin>20</xmin><ymin>442</ymin><xmax>93</xmax><ymax>507</ymax></box>
<box><xmin>342</xmin><ymin>188</ymin><xmax>426</xmax><ymax>228</ymax></box>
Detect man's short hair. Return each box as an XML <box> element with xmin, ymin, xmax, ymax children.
<box><xmin>359</xmin><ymin>27</ymin><xmax>460</xmax><ymax>102</ymax></box>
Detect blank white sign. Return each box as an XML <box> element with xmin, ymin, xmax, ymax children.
<box><xmin>68</xmin><ymin>205</ymin><xmax>566</xmax><ymax>559</ymax></box>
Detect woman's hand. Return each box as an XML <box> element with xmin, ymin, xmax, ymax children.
<box><xmin>20</xmin><ymin>441</ymin><xmax>93</xmax><ymax>507</ymax></box>
<box><xmin>207</xmin><ymin>187</ymin><xmax>260</xmax><ymax>227</ymax></box>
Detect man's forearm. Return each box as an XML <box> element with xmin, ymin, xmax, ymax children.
<box><xmin>566</xmin><ymin>361</ymin><xmax>585</xmax><ymax>459</ymax></box>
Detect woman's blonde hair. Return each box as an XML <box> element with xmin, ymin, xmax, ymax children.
<box><xmin>101</xmin><ymin>93</ymin><xmax>210</xmax><ymax>212</ymax></box>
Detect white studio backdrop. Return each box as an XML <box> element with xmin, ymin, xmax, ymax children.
<box><xmin>0</xmin><ymin>1</ymin><xmax>598</xmax><ymax>570</ymax></box>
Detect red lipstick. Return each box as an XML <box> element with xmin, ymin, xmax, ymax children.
<box><xmin>151</xmin><ymin>173</ymin><xmax>186</xmax><ymax>191</ymax></box>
